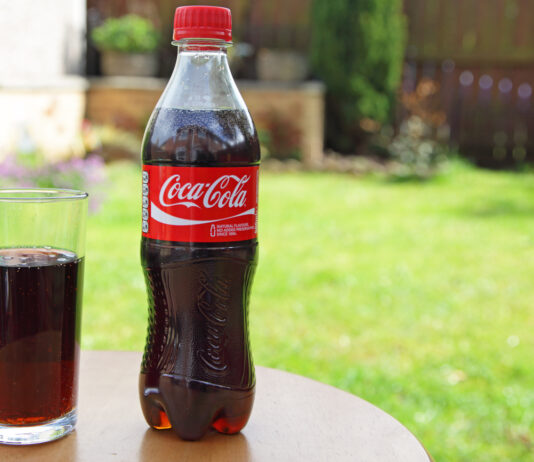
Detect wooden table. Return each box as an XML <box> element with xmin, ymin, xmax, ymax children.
<box><xmin>0</xmin><ymin>351</ymin><xmax>432</xmax><ymax>461</ymax></box>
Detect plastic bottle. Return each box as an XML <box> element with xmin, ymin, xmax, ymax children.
<box><xmin>139</xmin><ymin>5</ymin><xmax>260</xmax><ymax>441</ymax></box>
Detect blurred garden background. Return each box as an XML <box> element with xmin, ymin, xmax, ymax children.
<box><xmin>1</xmin><ymin>0</ymin><xmax>534</xmax><ymax>460</ymax></box>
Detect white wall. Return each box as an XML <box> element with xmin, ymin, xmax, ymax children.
<box><xmin>0</xmin><ymin>0</ymin><xmax>86</xmax><ymax>83</ymax></box>
<box><xmin>0</xmin><ymin>0</ymin><xmax>87</xmax><ymax>160</ymax></box>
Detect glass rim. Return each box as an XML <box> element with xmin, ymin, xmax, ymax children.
<box><xmin>0</xmin><ymin>188</ymin><xmax>88</xmax><ymax>203</ymax></box>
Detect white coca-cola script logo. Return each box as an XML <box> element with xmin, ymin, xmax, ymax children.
<box><xmin>159</xmin><ymin>174</ymin><xmax>249</xmax><ymax>209</ymax></box>
<box><xmin>151</xmin><ymin>173</ymin><xmax>256</xmax><ymax>227</ymax></box>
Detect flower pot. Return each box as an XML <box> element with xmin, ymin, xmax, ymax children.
<box><xmin>101</xmin><ymin>51</ymin><xmax>158</xmax><ymax>77</ymax></box>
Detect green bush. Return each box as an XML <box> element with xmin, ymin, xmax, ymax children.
<box><xmin>91</xmin><ymin>14</ymin><xmax>159</xmax><ymax>53</ymax></box>
<box><xmin>310</xmin><ymin>0</ymin><xmax>406</xmax><ymax>153</ymax></box>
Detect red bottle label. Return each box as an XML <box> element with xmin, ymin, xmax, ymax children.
<box><xmin>142</xmin><ymin>165</ymin><xmax>259</xmax><ymax>243</ymax></box>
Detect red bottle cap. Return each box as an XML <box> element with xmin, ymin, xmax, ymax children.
<box><xmin>173</xmin><ymin>6</ymin><xmax>232</xmax><ymax>42</ymax></box>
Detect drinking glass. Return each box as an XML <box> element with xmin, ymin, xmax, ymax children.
<box><xmin>0</xmin><ymin>189</ymin><xmax>87</xmax><ymax>444</ymax></box>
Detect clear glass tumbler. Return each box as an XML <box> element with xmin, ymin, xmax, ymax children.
<box><xmin>0</xmin><ymin>189</ymin><xmax>88</xmax><ymax>444</ymax></box>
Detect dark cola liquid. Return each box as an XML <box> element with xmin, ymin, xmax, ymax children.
<box><xmin>140</xmin><ymin>108</ymin><xmax>259</xmax><ymax>440</ymax></box>
<box><xmin>0</xmin><ymin>248</ymin><xmax>83</xmax><ymax>425</ymax></box>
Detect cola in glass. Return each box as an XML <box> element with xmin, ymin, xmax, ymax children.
<box><xmin>139</xmin><ymin>6</ymin><xmax>260</xmax><ymax>441</ymax></box>
<box><xmin>0</xmin><ymin>248</ymin><xmax>83</xmax><ymax>425</ymax></box>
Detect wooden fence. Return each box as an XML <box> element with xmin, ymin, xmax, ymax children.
<box><xmin>404</xmin><ymin>0</ymin><xmax>534</xmax><ymax>165</ymax></box>
<box><xmin>403</xmin><ymin>61</ymin><xmax>534</xmax><ymax>165</ymax></box>
<box><xmin>404</xmin><ymin>0</ymin><xmax>534</xmax><ymax>64</ymax></box>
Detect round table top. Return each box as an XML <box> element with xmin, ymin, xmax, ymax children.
<box><xmin>0</xmin><ymin>351</ymin><xmax>431</xmax><ymax>462</ymax></box>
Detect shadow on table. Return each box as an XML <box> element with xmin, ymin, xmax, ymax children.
<box><xmin>140</xmin><ymin>428</ymin><xmax>252</xmax><ymax>461</ymax></box>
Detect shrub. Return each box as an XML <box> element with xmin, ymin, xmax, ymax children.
<box><xmin>310</xmin><ymin>0</ymin><xmax>406</xmax><ymax>153</ymax></box>
<box><xmin>91</xmin><ymin>14</ymin><xmax>159</xmax><ymax>53</ymax></box>
<box><xmin>371</xmin><ymin>78</ymin><xmax>451</xmax><ymax>180</ymax></box>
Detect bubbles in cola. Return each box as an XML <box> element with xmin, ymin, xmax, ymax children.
<box><xmin>139</xmin><ymin>6</ymin><xmax>260</xmax><ymax>441</ymax></box>
<box><xmin>0</xmin><ymin>248</ymin><xmax>83</xmax><ymax>425</ymax></box>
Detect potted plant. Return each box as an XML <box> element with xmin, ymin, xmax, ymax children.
<box><xmin>91</xmin><ymin>14</ymin><xmax>160</xmax><ymax>77</ymax></box>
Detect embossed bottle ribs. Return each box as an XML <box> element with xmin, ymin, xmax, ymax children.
<box><xmin>197</xmin><ymin>271</ymin><xmax>230</xmax><ymax>376</ymax></box>
<box><xmin>140</xmin><ymin>257</ymin><xmax>257</xmax><ymax>440</ymax></box>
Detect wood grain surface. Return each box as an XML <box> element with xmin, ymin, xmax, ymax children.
<box><xmin>0</xmin><ymin>351</ymin><xmax>432</xmax><ymax>461</ymax></box>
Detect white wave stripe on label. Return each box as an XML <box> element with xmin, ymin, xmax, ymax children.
<box><xmin>151</xmin><ymin>202</ymin><xmax>255</xmax><ymax>226</ymax></box>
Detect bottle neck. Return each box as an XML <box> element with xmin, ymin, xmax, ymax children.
<box><xmin>158</xmin><ymin>38</ymin><xmax>243</xmax><ymax>111</ymax></box>
<box><xmin>174</xmin><ymin>38</ymin><xmax>230</xmax><ymax>54</ymax></box>
<box><xmin>173</xmin><ymin>38</ymin><xmax>231</xmax><ymax>77</ymax></box>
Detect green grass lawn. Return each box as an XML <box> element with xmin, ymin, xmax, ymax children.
<box><xmin>84</xmin><ymin>161</ymin><xmax>534</xmax><ymax>461</ymax></box>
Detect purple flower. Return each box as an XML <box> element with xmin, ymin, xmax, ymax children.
<box><xmin>0</xmin><ymin>152</ymin><xmax>108</xmax><ymax>213</ymax></box>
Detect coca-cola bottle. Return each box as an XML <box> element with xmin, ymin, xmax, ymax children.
<box><xmin>139</xmin><ymin>6</ymin><xmax>260</xmax><ymax>441</ymax></box>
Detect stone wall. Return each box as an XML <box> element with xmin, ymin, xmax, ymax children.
<box><xmin>238</xmin><ymin>81</ymin><xmax>324</xmax><ymax>165</ymax></box>
<box><xmin>86</xmin><ymin>77</ymin><xmax>324</xmax><ymax>165</ymax></box>
<box><xmin>86</xmin><ymin>78</ymin><xmax>166</xmax><ymax>132</ymax></box>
